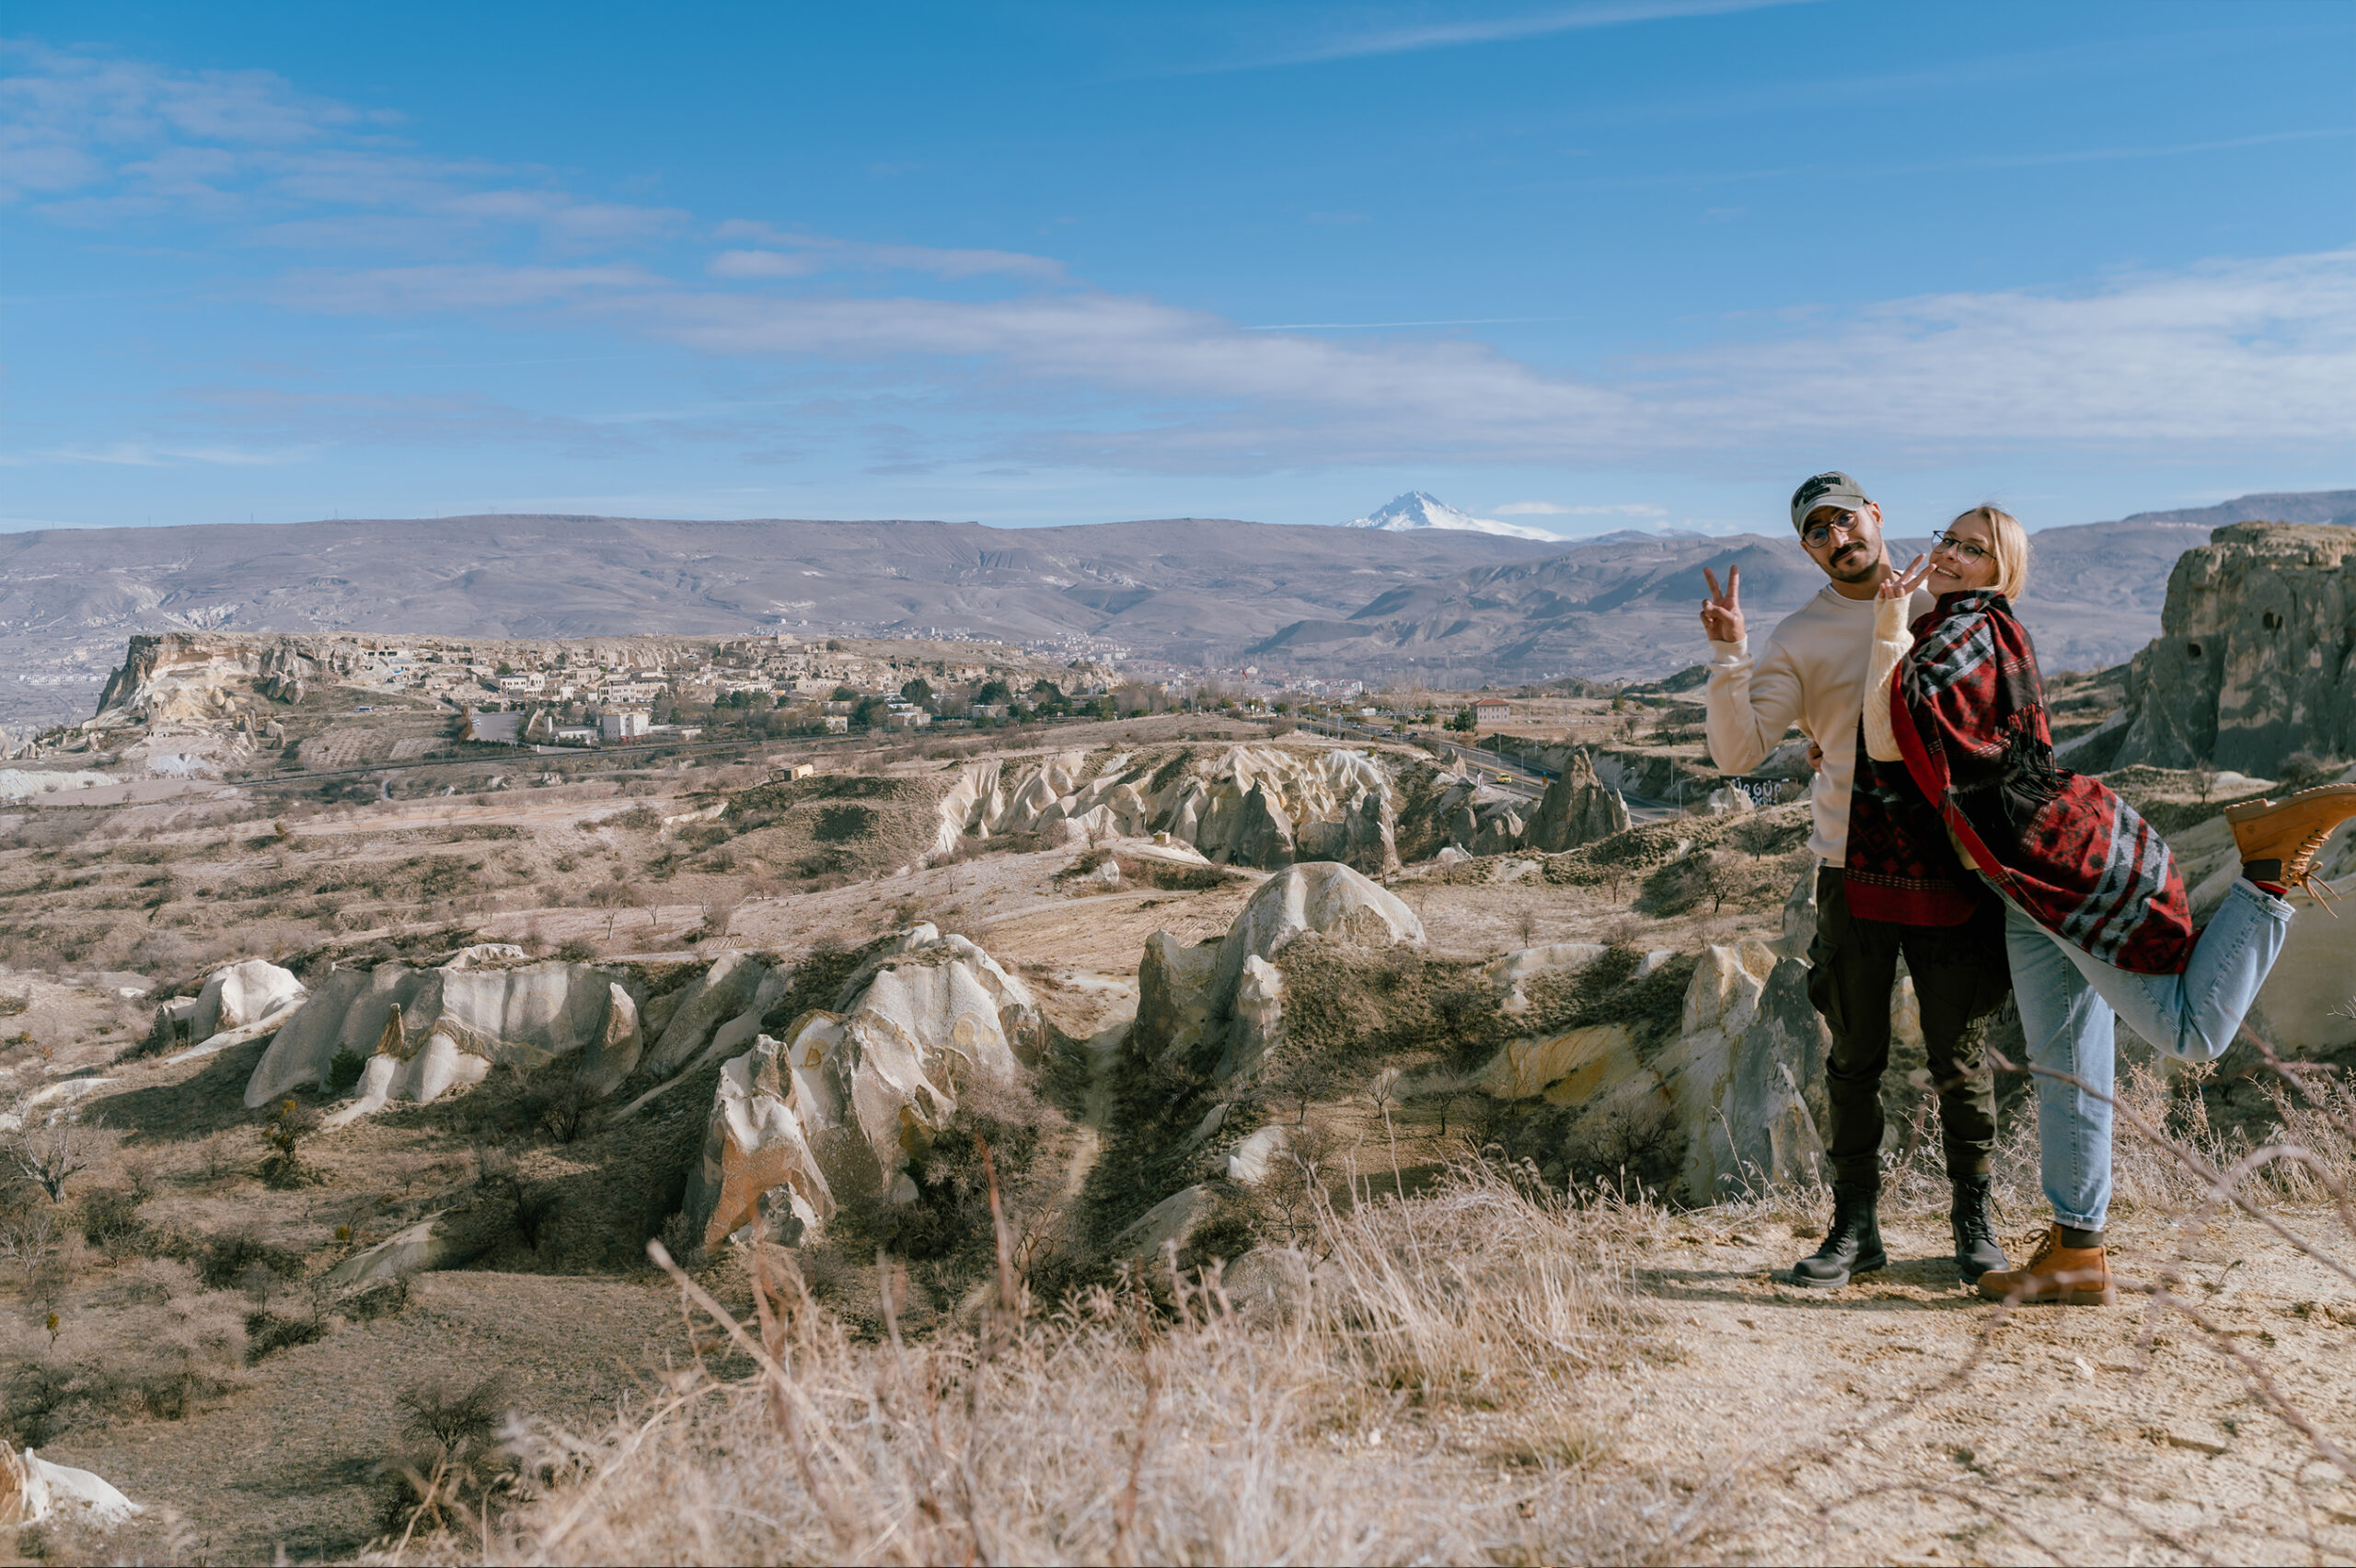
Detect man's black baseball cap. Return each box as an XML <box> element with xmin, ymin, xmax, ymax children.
<box><xmin>1789</xmin><ymin>471</ymin><xmax>1871</xmax><ymax>534</ymax></box>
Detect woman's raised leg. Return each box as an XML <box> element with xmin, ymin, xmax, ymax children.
<box><xmin>2052</xmin><ymin>880</ymin><xmax>2292</xmax><ymax>1063</ymax></box>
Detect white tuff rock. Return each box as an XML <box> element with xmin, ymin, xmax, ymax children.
<box><xmin>679</xmin><ymin>927</ymin><xmax>1043</xmax><ymax>1249</ymax></box>
<box><xmin>245</xmin><ymin>957</ymin><xmax>633</xmax><ymax>1110</ymax></box>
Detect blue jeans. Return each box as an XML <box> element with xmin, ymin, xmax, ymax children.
<box><xmin>2004</xmin><ymin>881</ymin><xmax>2292</xmax><ymax>1230</ymax></box>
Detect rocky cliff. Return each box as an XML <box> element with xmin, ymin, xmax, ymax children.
<box><xmin>2110</xmin><ymin>523</ymin><xmax>2356</xmax><ymax>776</ymax></box>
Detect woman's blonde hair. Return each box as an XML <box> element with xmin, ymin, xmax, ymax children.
<box><xmin>1950</xmin><ymin>504</ymin><xmax>2030</xmax><ymax>599</ymax></box>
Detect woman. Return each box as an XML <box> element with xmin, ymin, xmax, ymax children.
<box><xmin>1856</xmin><ymin>505</ymin><xmax>2356</xmax><ymax>1306</ymax></box>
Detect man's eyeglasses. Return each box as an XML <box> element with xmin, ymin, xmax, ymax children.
<box><xmin>1932</xmin><ymin>532</ymin><xmax>1992</xmax><ymax>563</ymax></box>
<box><xmin>1802</xmin><ymin>510</ymin><xmax>1865</xmax><ymax>548</ymax></box>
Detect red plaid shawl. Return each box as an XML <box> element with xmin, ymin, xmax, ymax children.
<box><xmin>1870</xmin><ymin>590</ymin><xmax>2194</xmax><ymax>974</ymax></box>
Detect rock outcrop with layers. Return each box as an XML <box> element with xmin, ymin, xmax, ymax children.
<box><xmin>931</xmin><ymin>745</ymin><xmax>1400</xmax><ymax>873</ymax></box>
<box><xmin>1132</xmin><ymin>861</ymin><xmax>1426</xmax><ymax>1081</ymax></box>
<box><xmin>680</xmin><ymin>926</ymin><xmax>1045</xmax><ymax>1249</ymax></box>
<box><xmin>151</xmin><ymin>958</ymin><xmax>308</xmax><ymax>1059</ymax></box>
<box><xmin>2112</xmin><ymin>523</ymin><xmax>2356</xmax><ymax>775</ymax></box>
<box><xmin>1463</xmin><ymin>871</ymin><xmax>1934</xmax><ymax>1202</ymax></box>
<box><xmin>245</xmin><ymin>947</ymin><xmax>638</xmax><ymax>1111</ymax></box>
<box><xmin>1522</xmin><ymin>750</ymin><xmax>1632</xmax><ymax>852</ymax></box>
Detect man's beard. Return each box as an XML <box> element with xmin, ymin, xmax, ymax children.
<box><xmin>1826</xmin><ymin>539</ymin><xmax>1883</xmax><ymax>582</ymax></box>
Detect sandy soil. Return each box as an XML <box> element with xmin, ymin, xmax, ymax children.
<box><xmin>1630</xmin><ymin>1204</ymin><xmax>2356</xmax><ymax>1564</ymax></box>
<box><xmin>43</xmin><ymin>1272</ymin><xmax>682</xmax><ymax>1563</ymax></box>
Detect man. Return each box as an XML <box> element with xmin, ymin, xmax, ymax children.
<box><xmin>1700</xmin><ymin>471</ymin><xmax>2010</xmax><ymax>1286</ymax></box>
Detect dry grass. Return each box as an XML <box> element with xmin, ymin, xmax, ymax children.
<box><xmin>412</xmin><ymin>1166</ymin><xmax>1726</xmax><ymax>1567</ymax></box>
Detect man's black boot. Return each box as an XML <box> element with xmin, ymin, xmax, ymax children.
<box><xmin>1791</xmin><ymin>1180</ymin><xmax>1887</xmax><ymax>1288</ymax></box>
<box><xmin>1950</xmin><ymin>1173</ymin><xmax>2008</xmax><ymax>1282</ymax></box>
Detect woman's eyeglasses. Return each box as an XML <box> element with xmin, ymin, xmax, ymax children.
<box><xmin>1932</xmin><ymin>533</ymin><xmax>1992</xmax><ymax>563</ymax></box>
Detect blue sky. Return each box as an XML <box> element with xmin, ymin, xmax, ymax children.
<box><xmin>4</xmin><ymin>0</ymin><xmax>2351</xmax><ymax>537</ymax></box>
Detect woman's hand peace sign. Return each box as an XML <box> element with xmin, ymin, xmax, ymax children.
<box><xmin>1699</xmin><ymin>564</ymin><xmax>1743</xmax><ymax>643</ymax></box>
<box><xmin>1879</xmin><ymin>553</ymin><xmax>1933</xmax><ymax>601</ymax></box>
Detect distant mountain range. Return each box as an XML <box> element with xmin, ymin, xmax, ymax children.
<box><xmin>1342</xmin><ymin>491</ymin><xmax>1559</xmax><ymax>542</ymax></box>
<box><xmin>1</xmin><ymin>490</ymin><xmax>2344</xmax><ymax>728</ymax></box>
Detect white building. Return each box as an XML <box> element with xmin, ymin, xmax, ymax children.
<box><xmin>600</xmin><ymin>709</ymin><xmax>652</xmax><ymax>742</ymax></box>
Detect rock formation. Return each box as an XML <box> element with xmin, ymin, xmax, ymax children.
<box><xmin>320</xmin><ymin>1214</ymin><xmax>459</xmax><ymax>1288</ymax></box>
<box><xmin>640</xmin><ymin>950</ymin><xmax>780</xmax><ymax>1079</ymax></box>
<box><xmin>0</xmin><ymin>1446</ymin><xmax>138</xmax><ymax>1528</ymax></box>
<box><xmin>1461</xmin><ymin>931</ymin><xmax>1831</xmax><ymax>1202</ymax></box>
<box><xmin>2111</xmin><ymin>522</ymin><xmax>2356</xmax><ymax>775</ymax></box>
<box><xmin>931</xmin><ymin>745</ymin><xmax>1399</xmax><ymax>873</ymax></box>
<box><xmin>151</xmin><ymin>958</ymin><xmax>308</xmax><ymax>1060</ymax></box>
<box><xmin>679</xmin><ymin>925</ymin><xmax>1044</xmax><ymax>1249</ymax></box>
<box><xmin>1522</xmin><ymin>750</ymin><xmax>1631</xmax><ymax>852</ymax></box>
<box><xmin>244</xmin><ymin>946</ymin><xmax>635</xmax><ymax>1109</ymax></box>
<box><xmin>1231</xmin><ymin>782</ymin><xmax>1297</xmax><ymax>869</ymax></box>
<box><xmin>1132</xmin><ymin>861</ymin><xmax>1426</xmax><ymax>1081</ymax></box>
<box><xmin>93</xmin><ymin>633</ymin><xmax>331</xmax><ymax>728</ymax></box>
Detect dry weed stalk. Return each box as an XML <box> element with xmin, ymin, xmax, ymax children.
<box><xmin>440</xmin><ymin>1166</ymin><xmax>1722</xmax><ymax>1566</ymax></box>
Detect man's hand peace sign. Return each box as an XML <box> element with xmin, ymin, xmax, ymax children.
<box><xmin>1699</xmin><ymin>564</ymin><xmax>1743</xmax><ymax>644</ymax></box>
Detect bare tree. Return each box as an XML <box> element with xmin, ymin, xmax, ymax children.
<box><xmin>6</xmin><ymin>1106</ymin><xmax>100</xmax><ymax>1204</ymax></box>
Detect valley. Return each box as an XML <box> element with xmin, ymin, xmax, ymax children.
<box><xmin>0</xmin><ymin>521</ymin><xmax>2341</xmax><ymax>1562</ymax></box>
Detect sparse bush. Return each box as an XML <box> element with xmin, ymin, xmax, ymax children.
<box><xmin>380</xmin><ymin>1374</ymin><xmax>518</xmax><ymax>1538</ymax></box>
<box><xmin>554</xmin><ymin>937</ymin><xmax>598</xmax><ymax>963</ymax></box>
<box><xmin>196</xmin><ymin>1228</ymin><xmax>304</xmax><ymax>1291</ymax></box>
<box><xmin>523</xmin><ymin>1074</ymin><xmax>595</xmax><ymax>1144</ymax></box>
<box><xmin>656</xmin><ymin>1210</ymin><xmax>702</xmax><ymax>1272</ymax></box>
<box><xmin>138</xmin><ymin>1286</ymin><xmax>251</xmax><ymax>1419</ymax></box>
<box><xmin>76</xmin><ymin>1183</ymin><xmax>147</xmax><ymax>1254</ymax></box>
<box><xmin>3</xmin><ymin>1362</ymin><xmax>78</xmax><ymax>1447</ymax></box>
<box><xmin>512</xmin><ymin>1183</ymin><xmax>561</xmax><ymax>1251</ymax></box>
<box><xmin>2279</xmin><ymin>749</ymin><xmax>2350</xmax><ymax>790</ymax></box>
<box><xmin>1560</xmin><ymin>1094</ymin><xmax>1682</xmax><ymax>1195</ymax></box>
<box><xmin>326</xmin><ymin>1045</ymin><xmax>369</xmax><ymax>1096</ymax></box>
<box><xmin>246</xmin><ymin>1307</ymin><xmax>328</xmax><ymax>1360</ymax></box>
<box><xmin>260</xmin><ymin>1097</ymin><xmax>323</xmax><ymax>1188</ymax></box>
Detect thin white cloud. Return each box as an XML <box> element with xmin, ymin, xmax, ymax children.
<box><xmin>1578</xmin><ymin>126</ymin><xmax>2356</xmax><ymax>192</ymax></box>
<box><xmin>2</xmin><ymin>41</ymin><xmax>683</xmax><ymax>248</ymax></box>
<box><xmin>709</xmin><ymin>224</ymin><xmax>1067</xmax><ymax>282</ymax></box>
<box><xmin>271</xmin><ymin>245</ymin><xmax>2356</xmax><ymax>475</ymax></box>
<box><xmin>1650</xmin><ymin>249</ymin><xmax>2356</xmax><ymax>451</ymax></box>
<box><xmin>20</xmin><ymin>39</ymin><xmax>2350</xmax><ymax>484</ymax></box>
<box><xmin>283</xmin><ymin>262</ymin><xmax>662</xmax><ymax>313</ymax></box>
<box><xmin>27</xmin><ymin>440</ymin><xmax>302</xmax><ymax>467</ymax></box>
<box><xmin>1207</xmin><ymin>0</ymin><xmax>1824</xmax><ymax>70</ymax></box>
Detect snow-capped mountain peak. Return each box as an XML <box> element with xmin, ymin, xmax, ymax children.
<box><xmin>1341</xmin><ymin>490</ymin><xmax>1557</xmax><ymax>541</ymax></box>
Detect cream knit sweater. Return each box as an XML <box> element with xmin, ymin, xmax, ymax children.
<box><xmin>1704</xmin><ymin>583</ymin><xmax>1932</xmax><ymax>865</ymax></box>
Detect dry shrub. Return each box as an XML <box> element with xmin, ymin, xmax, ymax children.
<box><xmin>472</xmin><ymin>1166</ymin><xmax>1722</xmax><ymax>1566</ymax></box>
<box><xmin>382</xmin><ymin>1374</ymin><xmax>519</xmax><ymax>1540</ymax></box>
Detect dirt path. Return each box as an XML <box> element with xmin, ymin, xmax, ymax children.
<box><xmin>1620</xmin><ymin>1204</ymin><xmax>2356</xmax><ymax>1563</ymax></box>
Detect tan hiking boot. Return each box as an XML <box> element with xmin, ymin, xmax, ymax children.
<box><xmin>1976</xmin><ymin>1225</ymin><xmax>2116</xmax><ymax>1306</ymax></box>
<box><xmin>2226</xmin><ymin>783</ymin><xmax>2356</xmax><ymax>903</ymax></box>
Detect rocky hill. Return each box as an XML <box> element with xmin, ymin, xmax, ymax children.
<box><xmin>1252</xmin><ymin>512</ymin><xmax>2239</xmax><ymax>683</ymax></box>
<box><xmin>1</xmin><ymin>493</ymin><xmax>2339</xmax><ymax>729</ymax></box>
<box><xmin>0</xmin><ymin>515</ymin><xmax>1555</xmax><ymax>731</ymax></box>
<box><xmin>2111</xmin><ymin>521</ymin><xmax>2356</xmax><ymax>776</ymax></box>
